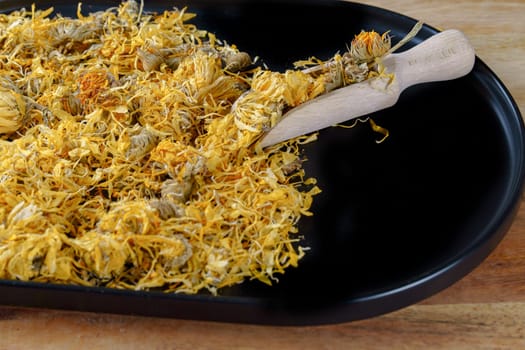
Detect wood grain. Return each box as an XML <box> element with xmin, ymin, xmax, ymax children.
<box><xmin>1</xmin><ymin>1</ymin><xmax>524</xmax><ymax>349</ymax></box>
<box><xmin>1</xmin><ymin>302</ymin><xmax>524</xmax><ymax>350</ymax></box>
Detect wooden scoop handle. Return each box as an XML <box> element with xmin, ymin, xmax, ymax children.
<box><xmin>387</xmin><ymin>29</ymin><xmax>476</xmax><ymax>90</ymax></box>
<box><xmin>259</xmin><ymin>29</ymin><xmax>476</xmax><ymax>148</ymax></box>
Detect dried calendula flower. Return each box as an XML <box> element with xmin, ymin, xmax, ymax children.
<box><xmin>222</xmin><ymin>51</ymin><xmax>252</xmax><ymax>72</ymax></box>
<box><xmin>350</xmin><ymin>30</ymin><xmax>392</xmax><ymax>63</ymax></box>
<box><xmin>0</xmin><ymin>88</ymin><xmax>27</xmax><ymax>134</ymax></box>
<box><xmin>137</xmin><ymin>42</ymin><xmax>165</xmax><ymax>72</ymax></box>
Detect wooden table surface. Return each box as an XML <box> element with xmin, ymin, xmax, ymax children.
<box><xmin>2</xmin><ymin>1</ymin><xmax>524</xmax><ymax>349</ymax></box>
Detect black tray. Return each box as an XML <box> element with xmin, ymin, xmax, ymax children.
<box><xmin>1</xmin><ymin>0</ymin><xmax>523</xmax><ymax>326</ymax></box>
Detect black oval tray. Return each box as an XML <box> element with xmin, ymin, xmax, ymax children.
<box><xmin>0</xmin><ymin>0</ymin><xmax>523</xmax><ymax>325</ymax></box>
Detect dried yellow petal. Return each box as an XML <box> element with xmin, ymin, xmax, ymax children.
<box><xmin>0</xmin><ymin>0</ymin><xmax>412</xmax><ymax>295</ymax></box>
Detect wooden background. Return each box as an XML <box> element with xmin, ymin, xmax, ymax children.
<box><xmin>2</xmin><ymin>0</ymin><xmax>524</xmax><ymax>349</ymax></box>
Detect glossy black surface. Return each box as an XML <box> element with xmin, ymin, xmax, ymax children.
<box><xmin>0</xmin><ymin>0</ymin><xmax>523</xmax><ymax>325</ymax></box>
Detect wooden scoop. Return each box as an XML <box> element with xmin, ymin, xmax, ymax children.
<box><xmin>259</xmin><ymin>29</ymin><xmax>476</xmax><ymax>148</ymax></box>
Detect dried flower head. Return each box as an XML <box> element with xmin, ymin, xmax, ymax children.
<box><xmin>350</xmin><ymin>30</ymin><xmax>391</xmax><ymax>63</ymax></box>
<box><xmin>137</xmin><ymin>42</ymin><xmax>165</xmax><ymax>72</ymax></box>
<box><xmin>222</xmin><ymin>51</ymin><xmax>252</xmax><ymax>72</ymax></box>
<box><xmin>0</xmin><ymin>88</ymin><xmax>26</xmax><ymax>134</ymax></box>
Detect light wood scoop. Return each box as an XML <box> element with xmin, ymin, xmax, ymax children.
<box><xmin>259</xmin><ymin>29</ymin><xmax>476</xmax><ymax>148</ymax></box>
